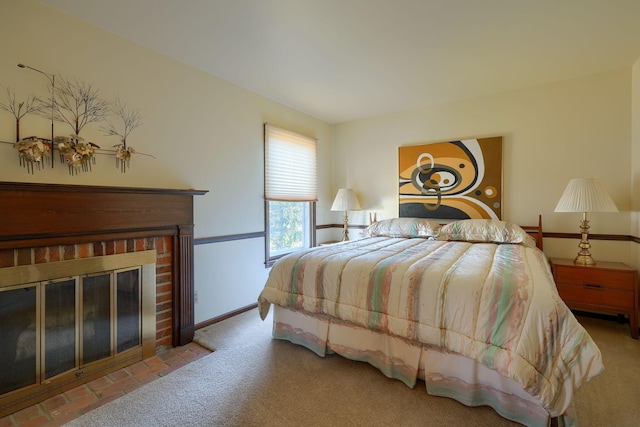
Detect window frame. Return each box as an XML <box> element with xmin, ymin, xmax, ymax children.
<box><xmin>264</xmin><ymin>200</ymin><xmax>316</xmax><ymax>267</ymax></box>
<box><xmin>264</xmin><ymin>124</ymin><xmax>317</xmax><ymax>267</ymax></box>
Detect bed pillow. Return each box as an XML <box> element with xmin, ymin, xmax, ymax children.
<box><xmin>364</xmin><ymin>218</ymin><xmax>441</xmax><ymax>238</ymax></box>
<box><xmin>437</xmin><ymin>219</ymin><xmax>536</xmax><ymax>247</ymax></box>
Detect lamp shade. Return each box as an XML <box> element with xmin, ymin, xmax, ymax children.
<box><xmin>331</xmin><ymin>188</ymin><xmax>361</xmax><ymax>211</ymax></box>
<box><xmin>554</xmin><ymin>178</ymin><xmax>618</xmax><ymax>213</ymax></box>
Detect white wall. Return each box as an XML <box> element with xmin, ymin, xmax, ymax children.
<box><xmin>0</xmin><ymin>0</ymin><xmax>334</xmax><ymax>323</ymax></box>
<box><xmin>633</xmin><ymin>57</ymin><xmax>640</xmax><ymax>267</ymax></box>
<box><xmin>334</xmin><ymin>70</ymin><xmax>634</xmax><ymax>265</ymax></box>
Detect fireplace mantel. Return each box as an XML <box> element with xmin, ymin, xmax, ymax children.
<box><xmin>0</xmin><ymin>181</ymin><xmax>207</xmax><ymax>346</ymax></box>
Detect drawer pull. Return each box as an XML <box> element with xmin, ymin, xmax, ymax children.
<box><xmin>583</xmin><ymin>283</ymin><xmax>604</xmax><ymax>290</ymax></box>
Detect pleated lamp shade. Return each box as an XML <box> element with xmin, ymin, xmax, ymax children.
<box><xmin>331</xmin><ymin>189</ymin><xmax>361</xmax><ymax>211</ymax></box>
<box><xmin>554</xmin><ymin>178</ymin><xmax>618</xmax><ymax>213</ymax></box>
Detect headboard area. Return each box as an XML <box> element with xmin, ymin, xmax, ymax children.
<box><xmin>521</xmin><ymin>215</ymin><xmax>544</xmax><ymax>251</ymax></box>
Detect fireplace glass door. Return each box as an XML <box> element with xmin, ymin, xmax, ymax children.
<box><xmin>43</xmin><ymin>278</ymin><xmax>77</xmax><ymax>379</ymax></box>
<box><xmin>0</xmin><ymin>266</ymin><xmax>143</xmax><ymax>389</ymax></box>
<box><xmin>82</xmin><ymin>273</ymin><xmax>112</xmax><ymax>365</ymax></box>
<box><xmin>0</xmin><ymin>284</ymin><xmax>38</xmax><ymax>395</ymax></box>
<box><xmin>116</xmin><ymin>268</ymin><xmax>141</xmax><ymax>353</ymax></box>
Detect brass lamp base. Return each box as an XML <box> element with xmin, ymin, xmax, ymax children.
<box><xmin>574</xmin><ymin>212</ymin><xmax>596</xmax><ymax>266</ymax></box>
<box><xmin>341</xmin><ymin>211</ymin><xmax>350</xmax><ymax>241</ymax></box>
<box><xmin>574</xmin><ymin>253</ymin><xmax>596</xmax><ymax>266</ymax></box>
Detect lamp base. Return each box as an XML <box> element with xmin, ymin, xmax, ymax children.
<box><xmin>341</xmin><ymin>211</ymin><xmax>350</xmax><ymax>241</ymax></box>
<box><xmin>574</xmin><ymin>254</ymin><xmax>596</xmax><ymax>266</ymax></box>
<box><xmin>574</xmin><ymin>213</ymin><xmax>595</xmax><ymax>266</ymax></box>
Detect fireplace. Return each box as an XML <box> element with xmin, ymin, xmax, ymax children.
<box><xmin>0</xmin><ymin>182</ymin><xmax>206</xmax><ymax>416</ymax></box>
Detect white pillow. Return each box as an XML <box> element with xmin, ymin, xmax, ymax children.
<box><xmin>437</xmin><ymin>219</ymin><xmax>536</xmax><ymax>247</ymax></box>
<box><xmin>364</xmin><ymin>218</ymin><xmax>441</xmax><ymax>238</ymax></box>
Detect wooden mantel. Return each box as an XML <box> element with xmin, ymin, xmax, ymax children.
<box><xmin>0</xmin><ymin>181</ymin><xmax>207</xmax><ymax>346</ymax></box>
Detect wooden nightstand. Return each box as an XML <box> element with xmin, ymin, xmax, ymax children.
<box><xmin>549</xmin><ymin>258</ymin><xmax>639</xmax><ymax>339</ymax></box>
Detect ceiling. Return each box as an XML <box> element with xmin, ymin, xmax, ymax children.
<box><xmin>40</xmin><ymin>0</ymin><xmax>640</xmax><ymax>124</ymax></box>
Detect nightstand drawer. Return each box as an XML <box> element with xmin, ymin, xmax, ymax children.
<box><xmin>554</xmin><ymin>268</ymin><xmax>635</xmax><ymax>290</ymax></box>
<box><xmin>556</xmin><ymin>283</ymin><xmax>635</xmax><ymax>309</ymax></box>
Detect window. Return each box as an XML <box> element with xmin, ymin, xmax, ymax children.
<box><xmin>264</xmin><ymin>124</ymin><xmax>317</xmax><ymax>265</ymax></box>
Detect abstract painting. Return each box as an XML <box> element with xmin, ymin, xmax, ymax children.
<box><xmin>398</xmin><ymin>136</ymin><xmax>502</xmax><ymax>220</ymax></box>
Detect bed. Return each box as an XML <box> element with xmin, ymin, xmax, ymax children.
<box><xmin>258</xmin><ymin>217</ymin><xmax>603</xmax><ymax>427</ymax></box>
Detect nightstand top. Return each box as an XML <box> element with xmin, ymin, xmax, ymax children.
<box><xmin>549</xmin><ymin>257</ymin><xmax>635</xmax><ymax>271</ymax></box>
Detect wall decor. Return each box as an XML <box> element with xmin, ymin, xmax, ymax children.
<box><xmin>398</xmin><ymin>136</ymin><xmax>502</xmax><ymax>220</ymax></box>
<box><xmin>0</xmin><ymin>63</ymin><xmax>152</xmax><ymax>174</ymax></box>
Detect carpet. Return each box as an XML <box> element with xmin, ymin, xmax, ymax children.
<box><xmin>64</xmin><ymin>309</ymin><xmax>640</xmax><ymax>427</ymax></box>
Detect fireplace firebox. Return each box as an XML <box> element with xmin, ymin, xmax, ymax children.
<box><xmin>0</xmin><ymin>182</ymin><xmax>206</xmax><ymax>416</ymax></box>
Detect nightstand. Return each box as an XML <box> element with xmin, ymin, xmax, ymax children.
<box><xmin>549</xmin><ymin>258</ymin><xmax>638</xmax><ymax>339</ymax></box>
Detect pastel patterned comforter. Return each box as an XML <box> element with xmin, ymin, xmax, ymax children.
<box><xmin>258</xmin><ymin>237</ymin><xmax>604</xmax><ymax>416</ymax></box>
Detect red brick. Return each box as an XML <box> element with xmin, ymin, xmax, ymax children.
<box><xmin>156</xmin><ymin>252</ymin><xmax>172</xmax><ymax>262</ymax></box>
<box><xmin>0</xmin><ymin>415</ymin><xmax>14</xmax><ymax>427</ymax></box>
<box><xmin>18</xmin><ymin>415</ymin><xmax>50</xmax><ymax>427</ymax></box>
<box><xmin>105</xmin><ymin>241</ymin><xmax>116</xmax><ymax>255</ymax></box>
<box><xmin>93</xmin><ymin>242</ymin><xmax>105</xmax><ymax>256</ymax></box>
<box><xmin>135</xmin><ymin>239</ymin><xmax>146</xmax><ymax>251</ymax></box>
<box><xmin>41</xmin><ymin>412</ymin><xmax>78</xmax><ymax>426</ymax></box>
<box><xmin>86</xmin><ymin>375</ymin><xmax>113</xmax><ymax>392</ymax></box>
<box><xmin>156</xmin><ymin>301</ymin><xmax>172</xmax><ymax>312</ymax></box>
<box><xmin>156</xmin><ymin>283</ymin><xmax>172</xmax><ymax>295</ymax></box>
<box><xmin>156</xmin><ymin>293</ymin><xmax>172</xmax><ymax>304</ymax></box>
<box><xmin>163</xmin><ymin>237</ymin><xmax>173</xmax><ymax>252</ymax></box>
<box><xmin>49</xmin><ymin>395</ymin><xmax>97</xmax><ymax>419</ymax></box>
<box><xmin>124</xmin><ymin>360</ymin><xmax>148</xmax><ymax>376</ymax></box>
<box><xmin>64</xmin><ymin>385</ymin><xmax>94</xmax><ymax>402</ymax></box>
<box><xmin>107</xmin><ymin>369</ymin><xmax>130</xmax><ymax>382</ymax></box>
<box><xmin>77</xmin><ymin>243</ymin><xmax>91</xmax><ymax>259</ymax></box>
<box><xmin>156</xmin><ymin>327</ymin><xmax>172</xmax><ymax>339</ymax></box>
<box><xmin>63</xmin><ymin>245</ymin><xmax>75</xmax><ymax>260</ymax></box>
<box><xmin>156</xmin><ymin>336</ymin><xmax>172</xmax><ymax>347</ymax></box>
<box><xmin>159</xmin><ymin>361</ymin><xmax>187</xmax><ymax>376</ymax></box>
<box><xmin>143</xmin><ymin>355</ymin><xmax>167</xmax><ymax>369</ymax></box>
<box><xmin>48</xmin><ymin>246</ymin><xmax>61</xmax><ymax>262</ymax></box>
<box><xmin>145</xmin><ymin>238</ymin><xmax>156</xmax><ymax>250</ymax></box>
<box><xmin>78</xmin><ymin>393</ymin><xmax>122</xmax><ymax>415</ymax></box>
<box><xmin>16</xmin><ymin>248</ymin><xmax>31</xmax><ymax>266</ymax></box>
<box><xmin>13</xmin><ymin>404</ymin><xmax>43</xmax><ymax>424</ymax></box>
<box><xmin>156</xmin><ymin>273</ymin><xmax>172</xmax><ymax>285</ymax></box>
<box><xmin>35</xmin><ymin>247</ymin><xmax>48</xmax><ymax>264</ymax></box>
<box><xmin>0</xmin><ymin>249</ymin><xmax>14</xmax><ymax>267</ymax></box>
<box><xmin>156</xmin><ymin>310</ymin><xmax>171</xmax><ymax>321</ymax></box>
<box><xmin>126</xmin><ymin>239</ymin><xmax>135</xmax><ymax>252</ymax></box>
<box><xmin>155</xmin><ymin>237</ymin><xmax>165</xmax><ymax>254</ymax></box>
<box><xmin>40</xmin><ymin>394</ymin><xmax>68</xmax><ymax>412</ymax></box>
<box><xmin>169</xmin><ymin>345</ymin><xmax>190</xmax><ymax>356</ymax></box>
<box><xmin>96</xmin><ymin>377</ymin><xmax>136</xmax><ymax>399</ymax></box>
<box><xmin>156</xmin><ymin>318</ymin><xmax>172</xmax><ymax>331</ymax></box>
<box><xmin>115</xmin><ymin>240</ymin><xmax>126</xmax><ymax>254</ymax></box>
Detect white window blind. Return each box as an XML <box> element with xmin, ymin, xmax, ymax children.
<box><xmin>264</xmin><ymin>124</ymin><xmax>317</xmax><ymax>201</ymax></box>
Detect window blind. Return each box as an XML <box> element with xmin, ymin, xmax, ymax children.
<box><xmin>264</xmin><ymin>124</ymin><xmax>317</xmax><ymax>201</ymax></box>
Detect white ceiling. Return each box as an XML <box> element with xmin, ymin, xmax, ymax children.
<box><xmin>40</xmin><ymin>0</ymin><xmax>640</xmax><ymax>124</ymax></box>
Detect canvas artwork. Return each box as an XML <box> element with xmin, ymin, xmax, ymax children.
<box><xmin>398</xmin><ymin>136</ymin><xmax>503</xmax><ymax>220</ymax></box>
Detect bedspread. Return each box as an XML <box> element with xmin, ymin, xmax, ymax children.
<box><xmin>258</xmin><ymin>237</ymin><xmax>604</xmax><ymax>416</ymax></box>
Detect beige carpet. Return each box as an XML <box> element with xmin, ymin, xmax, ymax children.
<box><xmin>64</xmin><ymin>309</ymin><xmax>640</xmax><ymax>427</ymax></box>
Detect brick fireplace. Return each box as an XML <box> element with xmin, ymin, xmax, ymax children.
<box><xmin>0</xmin><ymin>181</ymin><xmax>206</xmax><ymax>416</ymax></box>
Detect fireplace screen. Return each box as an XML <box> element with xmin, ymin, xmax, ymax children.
<box><xmin>0</xmin><ymin>252</ymin><xmax>153</xmax><ymax>402</ymax></box>
<box><xmin>44</xmin><ymin>278</ymin><xmax>77</xmax><ymax>379</ymax></box>
<box><xmin>0</xmin><ymin>285</ymin><xmax>38</xmax><ymax>395</ymax></box>
<box><xmin>82</xmin><ymin>274</ymin><xmax>112</xmax><ymax>365</ymax></box>
<box><xmin>117</xmin><ymin>268</ymin><xmax>141</xmax><ymax>353</ymax></box>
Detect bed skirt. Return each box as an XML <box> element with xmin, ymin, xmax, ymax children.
<box><xmin>272</xmin><ymin>306</ymin><xmax>575</xmax><ymax>427</ymax></box>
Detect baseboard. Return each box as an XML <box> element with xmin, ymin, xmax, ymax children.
<box><xmin>194</xmin><ymin>303</ymin><xmax>258</xmax><ymax>330</ymax></box>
